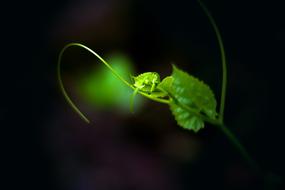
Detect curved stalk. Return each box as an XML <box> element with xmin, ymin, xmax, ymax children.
<box><xmin>57</xmin><ymin>44</ymin><xmax>91</xmax><ymax>123</ymax></box>
<box><xmin>197</xmin><ymin>0</ymin><xmax>227</xmax><ymax>123</ymax></box>
<box><xmin>57</xmin><ymin>43</ymin><xmax>170</xmax><ymax>123</ymax></box>
<box><xmin>197</xmin><ymin>1</ymin><xmax>262</xmax><ymax>173</ymax></box>
<box><xmin>217</xmin><ymin>124</ymin><xmax>260</xmax><ymax>172</ymax></box>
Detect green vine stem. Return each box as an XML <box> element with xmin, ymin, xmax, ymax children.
<box><xmin>218</xmin><ymin>124</ymin><xmax>260</xmax><ymax>172</ymax></box>
<box><xmin>57</xmin><ymin>43</ymin><xmax>170</xmax><ymax>123</ymax></box>
<box><xmin>197</xmin><ymin>0</ymin><xmax>227</xmax><ymax>123</ymax></box>
<box><xmin>197</xmin><ymin>0</ymin><xmax>262</xmax><ymax>172</ymax></box>
<box><xmin>57</xmin><ymin>1</ymin><xmax>261</xmax><ymax>175</ymax></box>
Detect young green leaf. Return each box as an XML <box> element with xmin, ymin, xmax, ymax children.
<box><xmin>143</xmin><ymin>76</ymin><xmax>173</xmax><ymax>98</ymax></box>
<box><xmin>132</xmin><ymin>72</ymin><xmax>160</xmax><ymax>93</ymax></box>
<box><xmin>157</xmin><ymin>76</ymin><xmax>173</xmax><ymax>93</ymax></box>
<box><xmin>130</xmin><ymin>72</ymin><xmax>163</xmax><ymax>112</ymax></box>
<box><xmin>169</xmin><ymin>65</ymin><xmax>218</xmax><ymax>132</ymax></box>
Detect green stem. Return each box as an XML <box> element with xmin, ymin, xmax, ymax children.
<box><xmin>130</xmin><ymin>88</ymin><xmax>139</xmax><ymax>113</ymax></box>
<box><xmin>57</xmin><ymin>43</ymin><xmax>170</xmax><ymax>123</ymax></box>
<box><xmin>57</xmin><ymin>44</ymin><xmax>91</xmax><ymax>123</ymax></box>
<box><xmin>197</xmin><ymin>0</ymin><xmax>227</xmax><ymax>123</ymax></box>
<box><xmin>197</xmin><ymin>1</ymin><xmax>261</xmax><ymax>173</ymax></box>
<box><xmin>139</xmin><ymin>91</ymin><xmax>170</xmax><ymax>104</ymax></box>
<box><xmin>217</xmin><ymin>124</ymin><xmax>260</xmax><ymax>172</ymax></box>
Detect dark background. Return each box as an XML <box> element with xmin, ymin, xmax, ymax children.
<box><xmin>2</xmin><ymin>0</ymin><xmax>285</xmax><ymax>189</ymax></box>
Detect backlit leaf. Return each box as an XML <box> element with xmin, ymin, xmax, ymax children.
<box><xmin>169</xmin><ymin>65</ymin><xmax>217</xmax><ymax>132</ymax></box>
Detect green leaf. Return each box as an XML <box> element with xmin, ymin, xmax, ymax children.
<box><xmin>169</xmin><ymin>65</ymin><xmax>217</xmax><ymax>132</ymax></box>
<box><xmin>170</xmin><ymin>103</ymin><xmax>204</xmax><ymax>132</ymax></box>
<box><xmin>157</xmin><ymin>76</ymin><xmax>173</xmax><ymax>93</ymax></box>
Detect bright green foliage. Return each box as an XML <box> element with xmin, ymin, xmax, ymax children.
<box><xmin>129</xmin><ymin>65</ymin><xmax>218</xmax><ymax>132</ymax></box>
<box><xmin>142</xmin><ymin>76</ymin><xmax>173</xmax><ymax>98</ymax></box>
<box><xmin>157</xmin><ymin>76</ymin><xmax>173</xmax><ymax>93</ymax></box>
<box><xmin>58</xmin><ymin>0</ymin><xmax>262</xmax><ymax>176</ymax></box>
<box><xmin>171</xmin><ymin>65</ymin><xmax>217</xmax><ymax>118</ymax></box>
<box><xmin>170</xmin><ymin>103</ymin><xmax>204</xmax><ymax>132</ymax></box>
<box><xmin>166</xmin><ymin>65</ymin><xmax>217</xmax><ymax>132</ymax></box>
<box><xmin>130</xmin><ymin>72</ymin><xmax>161</xmax><ymax>112</ymax></box>
<box><xmin>132</xmin><ymin>72</ymin><xmax>160</xmax><ymax>93</ymax></box>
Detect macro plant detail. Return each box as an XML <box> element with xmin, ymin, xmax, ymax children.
<box><xmin>56</xmin><ymin>0</ymin><xmax>271</xmax><ymax>181</ymax></box>
<box><xmin>58</xmin><ymin>45</ymin><xmax>219</xmax><ymax>133</ymax></box>
<box><xmin>130</xmin><ymin>72</ymin><xmax>161</xmax><ymax>113</ymax></box>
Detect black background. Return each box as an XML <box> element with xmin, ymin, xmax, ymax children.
<box><xmin>2</xmin><ymin>0</ymin><xmax>285</xmax><ymax>189</ymax></box>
